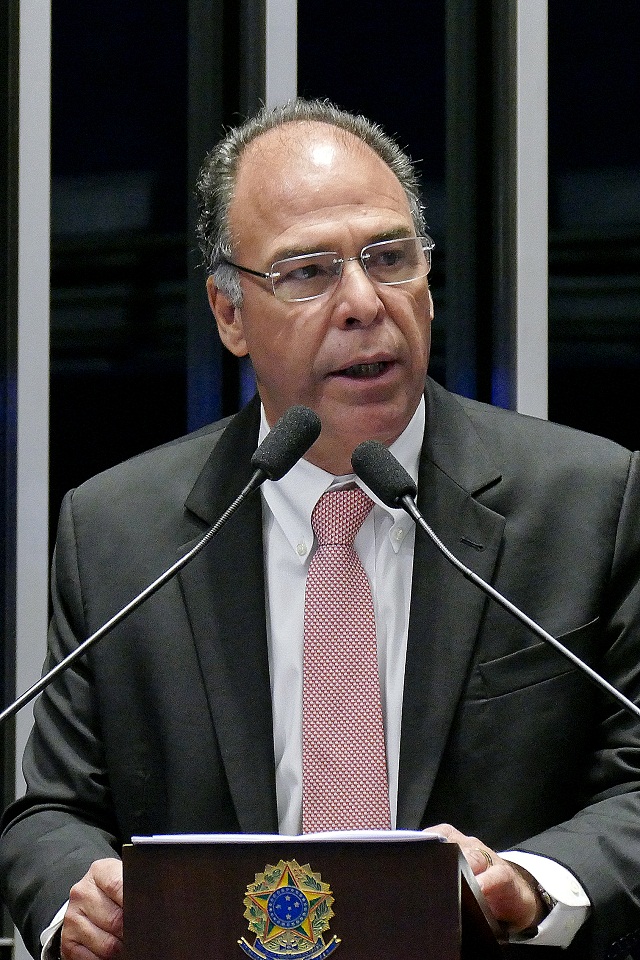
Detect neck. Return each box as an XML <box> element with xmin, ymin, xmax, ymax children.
<box><xmin>304</xmin><ymin>430</ymin><xmax>397</xmax><ymax>477</ymax></box>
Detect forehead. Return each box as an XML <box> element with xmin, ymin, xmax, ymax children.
<box><xmin>228</xmin><ymin>121</ymin><xmax>412</xmax><ymax>250</ymax></box>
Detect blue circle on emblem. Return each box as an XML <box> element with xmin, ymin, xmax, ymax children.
<box><xmin>267</xmin><ymin>886</ymin><xmax>309</xmax><ymax>928</ymax></box>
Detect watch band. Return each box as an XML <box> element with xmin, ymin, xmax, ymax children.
<box><xmin>536</xmin><ymin>882</ymin><xmax>558</xmax><ymax>917</ymax></box>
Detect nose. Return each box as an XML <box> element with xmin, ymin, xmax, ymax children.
<box><xmin>331</xmin><ymin>256</ymin><xmax>383</xmax><ymax>327</ymax></box>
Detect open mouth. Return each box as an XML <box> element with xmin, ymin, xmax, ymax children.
<box><xmin>337</xmin><ymin>361</ymin><xmax>391</xmax><ymax>378</ymax></box>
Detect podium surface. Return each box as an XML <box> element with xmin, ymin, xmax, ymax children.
<box><xmin>123</xmin><ymin>835</ymin><xmax>504</xmax><ymax>960</ymax></box>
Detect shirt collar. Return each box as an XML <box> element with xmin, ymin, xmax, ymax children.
<box><xmin>259</xmin><ymin>398</ymin><xmax>425</xmax><ymax>561</ymax></box>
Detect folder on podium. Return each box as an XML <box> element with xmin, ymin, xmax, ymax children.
<box><xmin>122</xmin><ymin>831</ymin><xmax>505</xmax><ymax>960</ymax></box>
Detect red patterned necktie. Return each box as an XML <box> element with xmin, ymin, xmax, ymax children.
<box><xmin>302</xmin><ymin>487</ymin><xmax>391</xmax><ymax>832</ymax></box>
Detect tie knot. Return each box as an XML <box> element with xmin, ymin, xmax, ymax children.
<box><xmin>311</xmin><ymin>488</ymin><xmax>374</xmax><ymax>547</ymax></box>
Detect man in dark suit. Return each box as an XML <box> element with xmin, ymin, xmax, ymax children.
<box><xmin>1</xmin><ymin>99</ymin><xmax>640</xmax><ymax>960</ymax></box>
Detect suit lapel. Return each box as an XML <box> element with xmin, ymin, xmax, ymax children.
<box><xmin>397</xmin><ymin>380</ymin><xmax>506</xmax><ymax>828</ymax></box>
<box><xmin>175</xmin><ymin>382</ymin><xmax>507</xmax><ymax>832</ymax></box>
<box><xmin>177</xmin><ymin>397</ymin><xmax>279</xmax><ymax>833</ymax></box>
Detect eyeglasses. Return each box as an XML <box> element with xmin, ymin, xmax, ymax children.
<box><xmin>220</xmin><ymin>235</ymin><xmax>434</xmax><ymax>303</ymax></box>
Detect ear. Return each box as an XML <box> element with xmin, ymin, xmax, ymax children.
<box><xmin>206</xmin><ymin>275</ymin><xmax>249</xmax><ymax>357</ymax></box>
<box><xmin>426</xmin><ymin>285</ymin><xmax>434</xmax><ymax>321</ymax></box>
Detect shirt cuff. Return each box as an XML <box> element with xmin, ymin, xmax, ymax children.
<box><xmin>40</xmin><ymin>903</ymin><xmax>68</xmax><ymax>960</ymax></box>
<box><xmin>502</xmin><ymin>851</ymin><xmax>591</xmax><ymax>947</ymax></box>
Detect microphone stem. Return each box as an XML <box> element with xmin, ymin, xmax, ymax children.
<box><xmin>0</xmin><ymin>469</ymin><xmax>266</xmax><ymax>727</ymax></box>
<box><xmin>401</xmin><ymin>494</ymin><xmax>640</xmax><ymax>722</ymax></box>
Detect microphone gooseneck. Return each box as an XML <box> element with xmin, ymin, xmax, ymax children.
<box><xmin>0</xmin><ymin>405</ymin><xmax>322</xmax><ymax>727</ymax></box>
<box><xmin>351</xmin><ymin>439</ymin><xmax>640</xmax><ymax>722</ymax></box>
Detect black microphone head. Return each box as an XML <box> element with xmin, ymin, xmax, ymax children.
<box><xmin>351</xmin><ymin>439</ymin><xmax>417</xmax><ymax>507</ymax></box>
<box><xmin>251</xmin><ymin>405</ymin><xmax>322</xmax><ymax>481</ymax></box>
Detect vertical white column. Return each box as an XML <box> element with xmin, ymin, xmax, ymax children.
<box><xmin>15</xmin><ymin>0</ymin><xmax>50</xmax><ymax>802</ymax></box>
<box><xmin>514</xmin><ymin>1</ymin><xmax>548</xmax><ymax>418</ymax></box>
<box><xmin>12</xmin><ymin>3</ymin><xmax>51</xmax><ymax>955</ymax></box>
<box><xmin>265</xmin><ymin>0</ymin><xmax>297</xmax><ymax>107</ymax></box>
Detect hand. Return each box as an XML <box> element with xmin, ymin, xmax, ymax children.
<box><xmin>61</xmin><ymin>858</ymin><xmax>123</xmax><ymax>960</ymax></box>
<box><xmin>426</xmin><ymin>824</ymin><xmax>546</xmax><ymax>934</ymax></box>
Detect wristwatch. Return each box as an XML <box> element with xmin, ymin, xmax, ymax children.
<box><xmin>536</xmin><ymin>882</ymin><xmax>558</xmax><ymax>917</ymax></box>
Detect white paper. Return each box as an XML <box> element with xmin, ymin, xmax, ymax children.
<box><xmin>131</xmin><ymin>829</ymin><xmax>446</xmax><ymax>845</ymax></box>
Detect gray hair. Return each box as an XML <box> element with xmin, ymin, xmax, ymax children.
<box><xmin>196</xmin><ymin>98</ymin><xmax>426</xmax><ymax>307</ymax></box>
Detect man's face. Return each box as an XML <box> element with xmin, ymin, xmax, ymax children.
<box><xmin>208</xmin><ymin>122</ymin><xmax>433</xmax><ymax>474</ymax></box>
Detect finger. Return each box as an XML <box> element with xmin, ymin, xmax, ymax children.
<box><xmin>62</xmin><ymin>895</ymin><xmax>123</xmax><ymax>960</ymax></box>
<box><xmin>475</xmin><ymin>860</ymin><xmax>540</xmax><ymax>932</ymax></box>
<box><xmin>465</xmin><ymin>845</ymin><xmax>497</xmax><ymax>876</ymax></box>
<box><xmin>60</xmin><ymin>905</ymin><xmax>122</xmax><ymax>960</ymax></box>
<box><xmin>68</xmin><ymin>865</ymin><xmax>123</xmax><ymax>937</ymax></box>
<box><xmin>61</xmin><ymin>921</ymin><xmax>123</xmax><ymax>960</ymax></box>
<box><xmin>425</xmin><ymin>824</ymin><xmax>497</xmax><ymax>877</ymax></box>
<box><xmin>62</xmin><ymin>896</ymin><xmax>123</xmax><ymax>958</ymax></box>
<box><xmin>423</xmin><ymin>822</ymin><xmax>458</xmax><ymax>842</ymax></box>
<box><xmin>62</xmin><ymin>861</ymin><xmax>124</xmax><ymax>960</ymax></box>
<box><xmin>91</xmin><ymin>859</ymin><xmax>124</xmax><ymax>915</ymax></box>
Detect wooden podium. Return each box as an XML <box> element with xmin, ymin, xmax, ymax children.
<box><xmin>122</xmin><ymin>836</ymin><xmax>505</xmax><ymax>960</ymax></box>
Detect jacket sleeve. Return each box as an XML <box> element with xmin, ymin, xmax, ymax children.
<box><xmin>0</xmin><ymin>491</ymin><xmax>122</xmax><ymax>960</ymax></box>
<box><xmin>514</xmin><ymin>451</ymin><xmax>640</xmax><ymax>959</ymax></box>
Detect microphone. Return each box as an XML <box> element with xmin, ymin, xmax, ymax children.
<box><xmin>250</xmin><ymin>404</ymin><xmax>321</xmax><ymax>481</ymax></box>
<box><xmin>0</xmin><ymin>405</ymin><xmax>321</xmax><ymax>727</ymax></box>
<box><xmin>352</xmin><ymin>439</ymin><xmax>640</xmax><ymax>722</ymax></box>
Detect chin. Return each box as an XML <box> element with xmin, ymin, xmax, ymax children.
<box><xmin>353</xmin><ymin>406</ymin><xmax>414</xmax><ymax>445</ymax></box>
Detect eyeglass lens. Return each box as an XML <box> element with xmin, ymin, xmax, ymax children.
<box><xmin>271</xmin><ymin>237</ymin><xmax>432</xmax><ymax>302</ymax></box>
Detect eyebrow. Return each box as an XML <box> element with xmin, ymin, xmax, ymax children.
<box><xmin>270</xmin><ymin>227</ymin><xmax>414</xmax><ymax>264</ymax></box>
<box><xmin>271</xmin><ymin>244</ymin><xmax>336</xmax><ymax>263</ymax></box>
<box><xmin>369</xmin><ymin>226</ymin><xmax>413</xmax><ymax>243</ymax></box>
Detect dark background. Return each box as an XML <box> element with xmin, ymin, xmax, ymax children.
<box><xmin>49</xmin><ymin>0</ymin><xmax>640</xmax><ymax>529</ymax></box>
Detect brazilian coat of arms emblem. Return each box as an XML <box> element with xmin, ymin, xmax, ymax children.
<box><xmin>239</xmin><ymin>859</ymin><xmax>340</xmax><ymax>960</ymax></box>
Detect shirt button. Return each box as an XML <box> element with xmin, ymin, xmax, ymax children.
<box><xmin>296</xmin><ymin>542</ymin><xmax>308</xmax><ymax>556</ymax></box>
<box><xmin>395</xmin><ymin>528</ymin><xmax>404</xmax><ymax>542</ymax></box>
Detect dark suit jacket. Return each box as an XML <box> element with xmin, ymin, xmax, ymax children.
<box><xmin>2</xmin><ymin>378</ymin><xmax>640</xmax><ymax>959</ymax></box>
